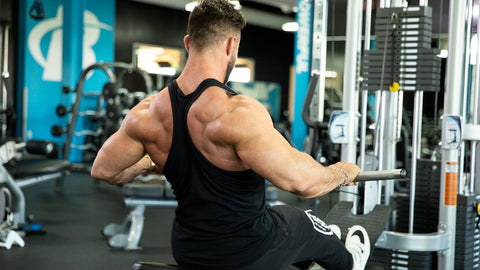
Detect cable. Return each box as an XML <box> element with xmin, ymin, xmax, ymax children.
<box><xmin>334</xmin><ymin>187</ymin><xmax>359</xmax><ymax>196</ymax></box>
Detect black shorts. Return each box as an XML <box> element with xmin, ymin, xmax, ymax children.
<box><xmin>240</xmin><ymin>205</ymin><xmax>353</xmax><ymax>270</ymax></box>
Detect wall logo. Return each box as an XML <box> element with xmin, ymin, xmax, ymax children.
<box><xmin>27</xmin><ymin>5</ymin><xmax>112</xmax><ymax>81</ymax></box>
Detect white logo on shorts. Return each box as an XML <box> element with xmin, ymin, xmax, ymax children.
<box><xmin>304</xmin><ymin>210</ymin><xmax>333</xmax><ymax>235</ymax></box>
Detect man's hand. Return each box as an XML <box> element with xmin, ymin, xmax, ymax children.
<box><xmin>328</xmin><ymin>162</ymin><xmax>361</xmax><ymax>186</ymax></box>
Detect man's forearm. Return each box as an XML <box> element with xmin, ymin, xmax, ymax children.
<box><xmin>92</xmin><ymin>155</ymin><xmax>154</xmax><ymax>185</ymax></box>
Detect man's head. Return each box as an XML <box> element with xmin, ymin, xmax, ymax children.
<box><xmin>187</xmin><ymin>0</ymin><xmax>246</xmax><ymax>53</ymax></box>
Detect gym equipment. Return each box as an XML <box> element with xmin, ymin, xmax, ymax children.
<box><xmin>0</xmin><ymin>139</ymin><xmax>70</xmax><ymax>249</ymax></box>
<box><xmin>300</xmin><ymin>0</ymin><xmax>340</xmax><ymax>215</ymax></box>
<box><xmin>59</xmin><ymin>62</ymin><xmax>154</xmax><ymax>165</ymax></box>
<box><xmin>0</xmin><ymin>140</ymin><xmax>70</xmax><ymax>220</ymax></box>
<box><xmin>326</xmin><ymin>169</ymin><xmax>408</xmax><ymax>252</ymax></box>
<box><xmin>102</xmin><ymin>82</ymin><xmax>118</xmax><ymax>99</ymax></box>
<box><xmin>354</xmin><ymin>168</ymin><xmax>407</xmax><ymax>182</ymax></box>
<box><xmin>50</xmin><ymin>125</ymin><xmax>67</xmax><ymax>137</ymax></box>
<box><xmin>0</xmin><ymin>230</ymin><xmax>24</xmax><ymax>250</ymax></box>
<box><xmin>0</xmin><ymin>23</ymin><xmax>15</xmax><ymax>140</ymax></box>
<box><xmin>105</xmin><ymin>104</ymin><xmax>129</xmax><ymax>120</ymax></box>
<box><xmin>361</xmin><ymin>1</ymin><xmax>480</xmax><ymax>269</ymax></box>
<box><xmin>102</xmin><ymin>174</ymin><xmax>176</xmax><ymax>250</ymax></box>
<box><xmin>56</xmin><ymin>105</ymin><xmax>70</xmax><ymax>117</ymax></box>
<box><xmin>56</xmin><ymin>104</ymin><xmax>100</xmax><ymax>118</ymax></box>
<box><xmin>0</xmin><ymin>186</ymin><xmax>24</xmax><ymax>250</ymax></box>
<box><xmin>51</xmin><ymin>125</ymin><xmax>103</xmax><ymax>141</ymax></box>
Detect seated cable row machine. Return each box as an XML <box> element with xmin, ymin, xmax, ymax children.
<box><xmin>322</xmin><ymin>0</ymin><xmax>480</xmax><ymax>269</ymax></box>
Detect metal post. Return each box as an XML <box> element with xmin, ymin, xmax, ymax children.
<box><xmin>381</xmin><ymin>90</ymin><xmax>398</xmax><ymax>205</ymax></box>
<box><xmin>459</xmin><ymin>0</ymin><xmax>473</xmax><ymax>195</ymax></box>
<box><xmin>339</xmin><ymin>0</ymin><xmax>363</xmax><ymax>203</ymax></box>
<box><xmin>310</xmin><ymin>0</ymin><xmax>328</xmax><ymax>122</ymax></box>
<box><xmin>1</xmin><ymin>166</ymin><xmax>26</xmax><ymax>224</ymax></box>
<box><xmin>373</xmin><ymin>0</ymin><xmax>387</xmax><ymax>180</ymax></box>
<box><xmin>409</xmin><ymin>91</ymin><xmax>423</xmax><ymax>233</ymax></box>
<box><xmin>1</xmin><ymin>24</ymin><xmax>9</xmax><ymax>139</ymax></box>
<box><xmin>473</xmin><ymin>2</ymin><xmax>480</xmax><ymax>194</ymax></box>
<box><xmin>439</xmin><ymin>0</ymin><xmax>467</xmax><ymax>268</ymax></box>
<box><xmin>361</xmin><ymin>0</ymin><xmax>379</xmax><ymax>214</ymax></box>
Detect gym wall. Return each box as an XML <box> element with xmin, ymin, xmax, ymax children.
<box><xmin>114</xmin><ymin>0</ymin><xmax>295</xmax><ymax>123</ymax></box>
<box><xmin>16</xmin><ymin>0</ymin><xmax>115</xmax><ymax>162</ymax></box>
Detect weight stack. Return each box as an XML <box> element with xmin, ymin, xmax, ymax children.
<box><xmin>455</xmin><ymin>194</ymin><xmax>480</xmax><ymax>270</ymax></box>
<box><xmin>367</xmin><ymin>249</ymin><xmax>433</xmax><ymax>270</ymax></box>
<box><xmin>394</xmin><ymin>160</ymin><xmax>441</xmax><ymax>233</ymax></box>
<box><xmin>366</xmin><ymin>160</ymin><xmax>439</xmax><ymax>269</ymax></box>
<box><xmin>362</xmin><ymin>6</ymin><xmax>441</xmax><ymax>92</ymax></box>
<box><xmin>369</xmin><ymin>160</ymin><xmax>480</xmax><ymax>269</ymax></box>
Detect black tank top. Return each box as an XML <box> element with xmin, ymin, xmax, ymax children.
<box><xmin>163</xmin><ymin>78</ymin><xmax>276</xmax><ymax>269</ymax></box>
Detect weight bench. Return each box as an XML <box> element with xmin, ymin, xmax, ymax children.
<box><xmin>0</xmin><ymin>140</ymin><xmax>71</xmax><ymax>248</ymax></box>
<box><xmin>102</xmin><ymin>175</ymin><xmax>177</xmax><ymax>250</ymax></box>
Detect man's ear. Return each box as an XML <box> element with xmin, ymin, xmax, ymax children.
<box><xmin>184</xmin><ymin>35</ymin><xmax>190</xmax><ymax>52</ymax></box>
<box><xmin>226</xmin><ymin>36</ymin><xmax>237</xmax><ymax>56</ymax></box>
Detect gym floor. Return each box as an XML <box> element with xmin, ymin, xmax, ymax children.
<box><xmin>0</xmin><ymin>172</ymin><xmax>338</xmax><ymax>270</ymax></box>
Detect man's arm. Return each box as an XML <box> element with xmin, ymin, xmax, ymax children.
<box><xmin>220</xmin><ymin>96</ymin><xmax>360</xmax><ymax>198</ymax></box>
<box><xmin>91</xmin><ymin>112</ymin><xmax>154</xmax><ymax>185</ymax></box>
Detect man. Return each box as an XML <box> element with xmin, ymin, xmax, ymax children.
<box><xmin>91</xmin><ymin>0</ymin><xmax>369</xmax><ymax>269</ymax></box>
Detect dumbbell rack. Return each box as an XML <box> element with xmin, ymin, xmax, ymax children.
<box><xmin>54</xmin><ymin>63</ymin><xmax>115</xmax><ymax>163</ymax></box>
<box><xmin>55</xmin><ymin>62</ymin><xmax>153</xmax><ymax>164</ymax></box>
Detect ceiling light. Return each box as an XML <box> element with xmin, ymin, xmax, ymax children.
<box><xmin>230</xmin><ymin>1</ymin><xmax>241</xmax><ymax>10</ymax></box>
<box><xmin>282</xmin><ymin>22</ymin><xmax>299</xmax><ymax>32</ymax></box>
<box><xmin>229</xmin><ymin>67</ymin><xmax>251</xmax><ymax>83</ymax></box>
<box><xmin>185</xmin><ymin>2</ymin><xmax>196</xmax><ymax>12</ymax></box>
<box><xmin>185</xmin><ymin>1</ymin><xmax>241</xmax><ymax>12</ymax></box>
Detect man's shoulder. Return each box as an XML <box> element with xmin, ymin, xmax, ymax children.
<box><xmin>209</xmin><ymin>94</ymin><xmax>270</xmax><ymax>136</ymax></box>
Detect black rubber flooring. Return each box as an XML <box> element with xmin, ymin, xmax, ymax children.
<box><xmin>0</xmin><ymin>172</ymin><xmax>338</xmax><ymax>270</ymax></box>
<box><xmin>1</xmin><ymin>172</ymin><xmax>177</xmax><ymax>270</ymax></box>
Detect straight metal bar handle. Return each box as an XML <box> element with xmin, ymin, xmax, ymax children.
<box><xmin>355</xmin><ymin>169</ymin><xmax>407</xmax><ymax>182</ymax></box>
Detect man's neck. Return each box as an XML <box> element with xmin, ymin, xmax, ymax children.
<box><xmin>176</xmin><ymin>53</ymin><xmax>227</xmax><ymax>95</ymax></box>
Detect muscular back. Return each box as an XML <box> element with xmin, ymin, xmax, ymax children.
<box><xmin>130</xmin><ymin>83</ymin><xmax>260</xmax><ymax>173</ymax></box>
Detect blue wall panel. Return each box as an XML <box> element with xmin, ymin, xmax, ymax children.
<box><xmin>17</xmin><ymin>0</ymin><xmax>115</xmax><ymax>162</ymax></box>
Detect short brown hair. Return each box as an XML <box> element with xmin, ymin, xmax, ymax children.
<box><xmin>187</xmin><ymin>0</ymin><xmax>246</xmax><ymax>51</ymax></box>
